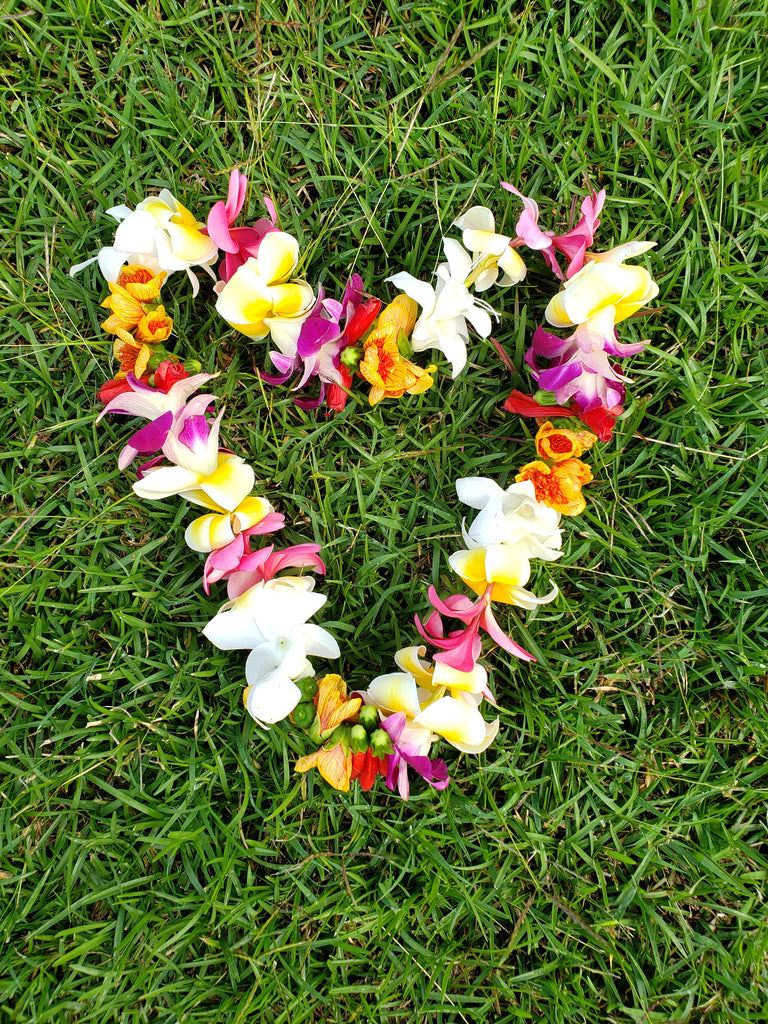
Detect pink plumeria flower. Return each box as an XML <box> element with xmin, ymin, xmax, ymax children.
<box><xmin>206</xmin><ymin>169</ymin><xmax>279</xmax><ymax>283</ymax></box>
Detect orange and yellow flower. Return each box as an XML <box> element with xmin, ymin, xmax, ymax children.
<box><xmin>534</xmin><ymin>420</ymin><xmax>596</xmax><ymax>462</ymax></box>
<box><xmin>294</xmin><ymin>674</ymin><xmax>363</xmax><ymax>791</ymax></box>
<box><xmin>134</xmin><ymin>306</ymin><xmax>173</xmax><ymax>344</ymax></box>
<box><xmin>100</xmin><ymin>265</ymin><xmax>173</xmax><ymax>345</ymax></box>
<box><xmin>358</xmin><ymin>295</ymin><xmax>434</xmax><ymax>404</ymax></box>
<box><xmin>112</xmin><ymin>335</ymin><xmax>154</xmax><ymax>379</ymax></box>
<box><xmin>515</xmin><ymin>458</ymin><xmax>593</xmax><ymax>516</ymax></box>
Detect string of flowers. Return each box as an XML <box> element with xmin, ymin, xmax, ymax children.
<box><xmin>70</xmin><ymin>170</ymin><xmax>658</xmax><ymax>798</ymax></box>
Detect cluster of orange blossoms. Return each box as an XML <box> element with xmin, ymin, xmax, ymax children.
<box><xmin>99</xmin><ymin>266</ymin><xmax>176</xmax><ymax>382</ymax></box>
<box><xmin>516</xmin><ymin>421</ymin><xmax>596</xmax><ymax>516</ymax></box>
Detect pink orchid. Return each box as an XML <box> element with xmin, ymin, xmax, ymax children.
<box><xmin>207</xmin><ymin>169</ymin><xmax>279</xmax><ymax>283</ymax></box>
<box><xmin>501</xmin><ymin>183</ymin><xmax>606</xmax><ymax>280</ymax></box>
<box><xmin>415</xmin><ymin>585</ymin><xmax>534</xmax><ymax>673</ymax></box>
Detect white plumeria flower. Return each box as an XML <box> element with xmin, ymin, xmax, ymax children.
<box><xmin>453</xmin><ymin>206</ymin><xmax>527</xmax><ymax>291</ymax></box>
<box><xmin>70</xmin><ymin>190</ymin><xmax>219</xmax><ymax>296</ymax></box>
<box><xmin>387</xmin><ymin>238</ymin><xmax>497</xmax><ymax>377</ymax></box>
<box><xmin>203</xmin><ymin>577</ymin><xmax>339</xmax><ymax>725</ymax></box>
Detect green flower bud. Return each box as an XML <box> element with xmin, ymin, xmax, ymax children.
<box><xmin>340</xmin><ymin>345</ymin><xmax>363</xmax><ymax>368</ymax></box>
<box><xmin>307</xmin><ymin>716</ymin><xmax>323</xmax><ymax>746</ymax></box>
<box><xmin>370</xmin><ymin>728</ymin><xmax>394</xmax><ymax>758</ymax></box>
<box><xmin>358</xmin><ymin>705</ymin><xmax>380</xmax><ymax>734</ymax></box>
<box><xmin>326</xmin><ymin>724</ymin><xmax>352</xmax><ymax>751</ymax></box>
<box><xmin>396</xmin><ymin>328</ymin><xmax>413</xmax><ymax>358</ymax></box>
<box><xmin>349</xmin><ymin>724</ymin><xmax>369</xmax><ymax>754</ymax></box>
<box><xmin>183</xmin><ymin>358</ymin><xmax>202</xmax><ymax>374</ymax></box>
<box><xmin>291</xmin><ymin>702</ymin><xmax>315</xmax><ymax>730</ymax></box>
<box><xmin>296</xmin><ymin>677</ymin><xmax>318</xmax><ymax>701</ymax></box>
<box><xmin>146</xmin><ymin>348</ymin><xmax>167</xmax><ymax>372</ymax></box>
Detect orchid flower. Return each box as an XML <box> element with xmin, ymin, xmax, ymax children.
<box><xmin>206</xmin><ymin>169</ymin><xmax>278</xmax><ymax>283</ymax></box>
<box><xmin>380</xmin><ymin>713</ymin><xmax>449</xmax><ymax>800</ymax></box>
<box><xmin>70</xmin><ymin>190</ymin><xmax>219</xmax><ymax>296</ymax></box>
<box><xmin>452</xmin><ymin>206</ymin><xmax>526</xmax><ymax>291</ymax></box>
<box><xmin>214</xmin><ymin>231</ymin><xmax>315</xmax><ymax>348</ymax></box>
<box><xmin>456</xmin><ymin>477</ymin><xmax>563</xmax><ymax>563</ymax></box>
<box><xmin>132</xmin><ymin>404</ymin><xmax>255</xmax><ymax>512</ymax></box>
<box><xmin>387</xmin><ymin>239</ymin><xmax>497</xmax><ymax>377</ymax></box>
<box><xmin>98</xmin><ymin>371</ymin><xmax>219</xmax><ymax>469</ymax></box>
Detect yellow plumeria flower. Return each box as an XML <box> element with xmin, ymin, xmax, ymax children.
<box><xmin>185</xmin><ymin>496</ymin><xmax>274</xmax><ymax>552</ymax></box>
<box><xmin>545</xmin><ymin>257</ymin><xmax>658</xmax><ymax>329</ymax></box>
<box><xmin>215</xmin><ymin>231</ymin><xmax>315</xmax><ymax>347</ymax></box>
<box><xmin>453</xmin><ymin>205</ymin><xmax>527</xmax><ymax>291</ymax></box>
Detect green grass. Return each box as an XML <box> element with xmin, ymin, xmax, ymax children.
<box><xmin>2</xmin><ymin>0</ymin><xmax>768</xmax><ymax>1021</ymax></box>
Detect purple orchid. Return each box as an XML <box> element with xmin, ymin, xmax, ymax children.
<box><xmin>207</xmin><ymin>169</ymin><xmax>279</xmax><ymax>283</ymax></box>
<box><xmin>97</xmin><ymin>371</ymin><xmax>219</xmax><ymax>469</ymax></box>
<box><xmin>261</xmin><ymin>274</ymin><xmax>370</xmax><ymax>410</ymax></box>
<box><xmin>381</xmin><ymin>712</ymin><xmax>449</xmax><ymax>800</ymax></box>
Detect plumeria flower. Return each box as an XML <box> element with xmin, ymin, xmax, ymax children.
<box><xmin>450</xmin><ymin>477</ymin><xmax>561</xmax><ymax>607</ymax></box>
<box><xmin>362</xmin><ymin>648</ymin><xmax>499</xmax><ymax>756</ymax></box>
<box><xmin>206</xmin><ymin>168</ymin><xmax>279</xmax><ymax>283</ymax></box>
<box><xmin>545</xmin><ymin>258</ymin><xmax>658</xmax><ymax>331</ymax></box>
<box><xmin>98</xmin><ymin>370</ymin><xmax>219</xmax><ymax>469</ymax></box>
<box><xmin>453</xmin><ymin>206</ymin><xmax>526</xmax><ymax>291</ymax></box>
<box><xmin>70</xmin><ymin>190</ymin><xmax>219</xmax><ymax>296</ymax></box>
<box><xmin>204</xmin><ymin>576</ymin><xmax>340</xmax><ymax>725</ymax></box>
<box><xmin>501</xmin><ymin>183</ymin><xmax>607</xmax><ymax>280</ymax></box>
<box><xmin>387</xmin><ymin>238</ymin><xmax>497</xmax><ymax>377</ymax></box>
<box><xmin>214</xmin><ymin>231</ymin><xmax>315</xmax><ymax>348</ymax></box>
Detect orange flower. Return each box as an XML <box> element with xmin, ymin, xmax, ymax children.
<box><xmin>535</xmin><ymin>420</ymin><xmax>596</xmax><ymax>462</ymax></box>
<box><xmin>112</xmin><ymin>335</ymin><xmax>154</xmax><ymax>379</ymax></box>
<box><xmin>294</xmin><ymin>674</ymin><xmax>363</xmax><ymax>792</ymax></box>
<box><xmin>358</xmin><ymin>295</ymin><xmax>433</xmax><ymax>404</ymax></box>
<box><xmin>100</xmin><ymin>267</ymin><xmax>170</xmax><ymax>336</ymax></box>
<box><xmin>515</xmin><ymin>458</ymin><xmax>593</xmax><ymax>516</ymax></box>
<box><xmin>135</xmin><ymin>305</ymin><xmax>173</xmax><ymax>344</ymax></box>
<box><xmin>116</xmin><ymin>265</ymin><xmax>167</xmax><ymax>301</ymax></box>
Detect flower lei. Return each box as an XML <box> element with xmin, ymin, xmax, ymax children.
<box><xmin>70</xmin><ymin>171</ymin><xmax>658</xmax><ymax>799</ymax></box>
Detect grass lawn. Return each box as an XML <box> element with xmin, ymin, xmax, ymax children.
<box><xmin>2</xmin><ymin>0</ymin><xmax>768</xmax><ymax>1021</ymax></box>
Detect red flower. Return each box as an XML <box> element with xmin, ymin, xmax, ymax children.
<box><xmin>326</xmin><ymin>365</ymin><xmax>353</xmax><ymax>413</ymax></box>
<box><xmin>350</xmin><ymin>749</ymin><xmax>387</xmax><ymax>791</ymax></box>
<box><xmin>97</xmin><ymin>374</ymin><xmax>152</xmax><ymax>404</ymax></box>
<box><xmin>154</xmin><ymin>359</ymin><xmax>189</xmax><ymax>393</ymax></box>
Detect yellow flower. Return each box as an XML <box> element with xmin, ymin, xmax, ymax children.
<box><xmin>358</xmin><ymin>295</ymin><xmax>434</xmax><ymax>404</ymax></box>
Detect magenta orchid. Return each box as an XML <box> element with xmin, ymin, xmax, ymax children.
<box><xmin>207</xmin><ymin>169</ymin><xmax>279</xmax><ymax>283</ymax></box>
<box><xmin>381</xmin><ymin>713</ymin><xmax>449</xmax><ymax>800</ymax></box>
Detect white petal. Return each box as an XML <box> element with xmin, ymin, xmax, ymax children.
<box><xmin>203</xmin><ymin>609</ymin><xmax>267</xmax><ymax>650</ymax></box>
<box><xmin>367</xmin><ymin>672</ymin><xmax>422</xmax><ymax>718</ymax></box>
<box><xmin>441</xmin><ymin>238</ymin><xmax>473</xmax><ymax>282</ymax></box>
<box><xmin>113</xmin><ymin>210</ymin><xmax>161</xmax><ymax>255</ymax></box>
<box><xmin>69</xmin><ymin>256</ymin><xmax>98</xmax><ymax>277</ymax></box>
<box><xmin>301</xmin><ymin>624</ymin><xmax>340</xmax><ymax>659</ymax></box>
<box><xmin>244</xmin><ymin>671</ymin><xmax>302</xmax><ymax>725</ymax></box>
<box><xmin>386</xmin><ymin>271</ymin><xmax>436</xmax><ymax>315</ymax></box>
<box><xmin>453</xmin><ymin>206</ymin><xmax>495</xmax><ymax>233</ymax></box>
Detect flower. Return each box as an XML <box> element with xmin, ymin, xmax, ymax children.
<box><xmin>452</xmin><ymin>206</ymin><xmax>526</xmax><ymax>291</ymax></box>
<box><xmin>515</xmin><ymin>458</ymin><xmax>593</xmax><ymax>516</ymax></box>
<box><xmin>501</xmin><ymin>183</ymin><xmax>608</xmax><ymax>280</ymax></box>
<box><xmin>534</xmin><ymin>420</ymin><xmax>596</xmax><ymax>462</ymax></box>
<box><xmin>502</xmin><ymin>389</ymin><xmax>621</xmax><ymax>442</ymax></box>
<box><xmin>204</xmin><ymin>577</ymin><xmax>340</xmax><ymax>725</ymax></box>
<box><xmin>97</xmin><ymin>370</ymin><xmax>219</xmax><ymax>469</ymax></box>
<box><xmin>545</xmin><ymin>259</ymin><xmax>658</xmax><ymax>331</ymax></box>
<box><xmin>380</xmin><ymin>713</ymin><xmax>450</xmax><ymax>800</ymax></box>
<box><xmin>206</xmin><ymin>168</ymin><xmax>278</xmax><ymax>282</ymax></box>
<box><xmin>70</xmin><ymin>190</ymin><xmax>218</xmax><ymax>295</ymax></box>
<box><xmin>387</xmin><ymin>238</ymin><xmax>497</xmax><ymax>377</ymax></box>
<box><xmin>214</xmin><ymin>231</ymin><xmax>315</xmax><ymax>347</ymax></box>
<box><xmin>358</xmin><ymin>295</ymin><xmax>434</xmax><ymax>404</ymax></box>
<box><xmin>526</xmin><ymin>324</ymin><xmax>631</xmax><ymax>413</ymax></box>
<box><xmin>294</xmin><ymin>674</ymin><xmax>364</xmax><ymax>790</ymax></box>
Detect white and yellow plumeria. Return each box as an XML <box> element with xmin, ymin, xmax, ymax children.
<box><xmin>362</xmin><ymin>645</ymin><xmax>499</xmax><ymax>755</ymax></box>
<box><xmin>185</xmin><ymin>496</ymin><xmax>274</xmax><ymax>552</ymax></box>
<box><xmin>449</xmin><ymin>477</ymin><xmax>562</xmax><ymax>607</ymax></box>
<box><xmin>70</xmin><ymin>190</ymin><xmax>219</xmax><ymax>295</ymax></box>
<box><xmin>545</xmin><ymin>252</ymin><xmax>658</xmax><ymax>331</ymax></box>
<box><xmin>214</xmin><ymin>231</ymin><xmax>315</xmax><ymax>349</ymax></box>
<box><xmin>453</xmin><ymin>206</ymin><xmax>527</xmax><ymax>291</ymax></box>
